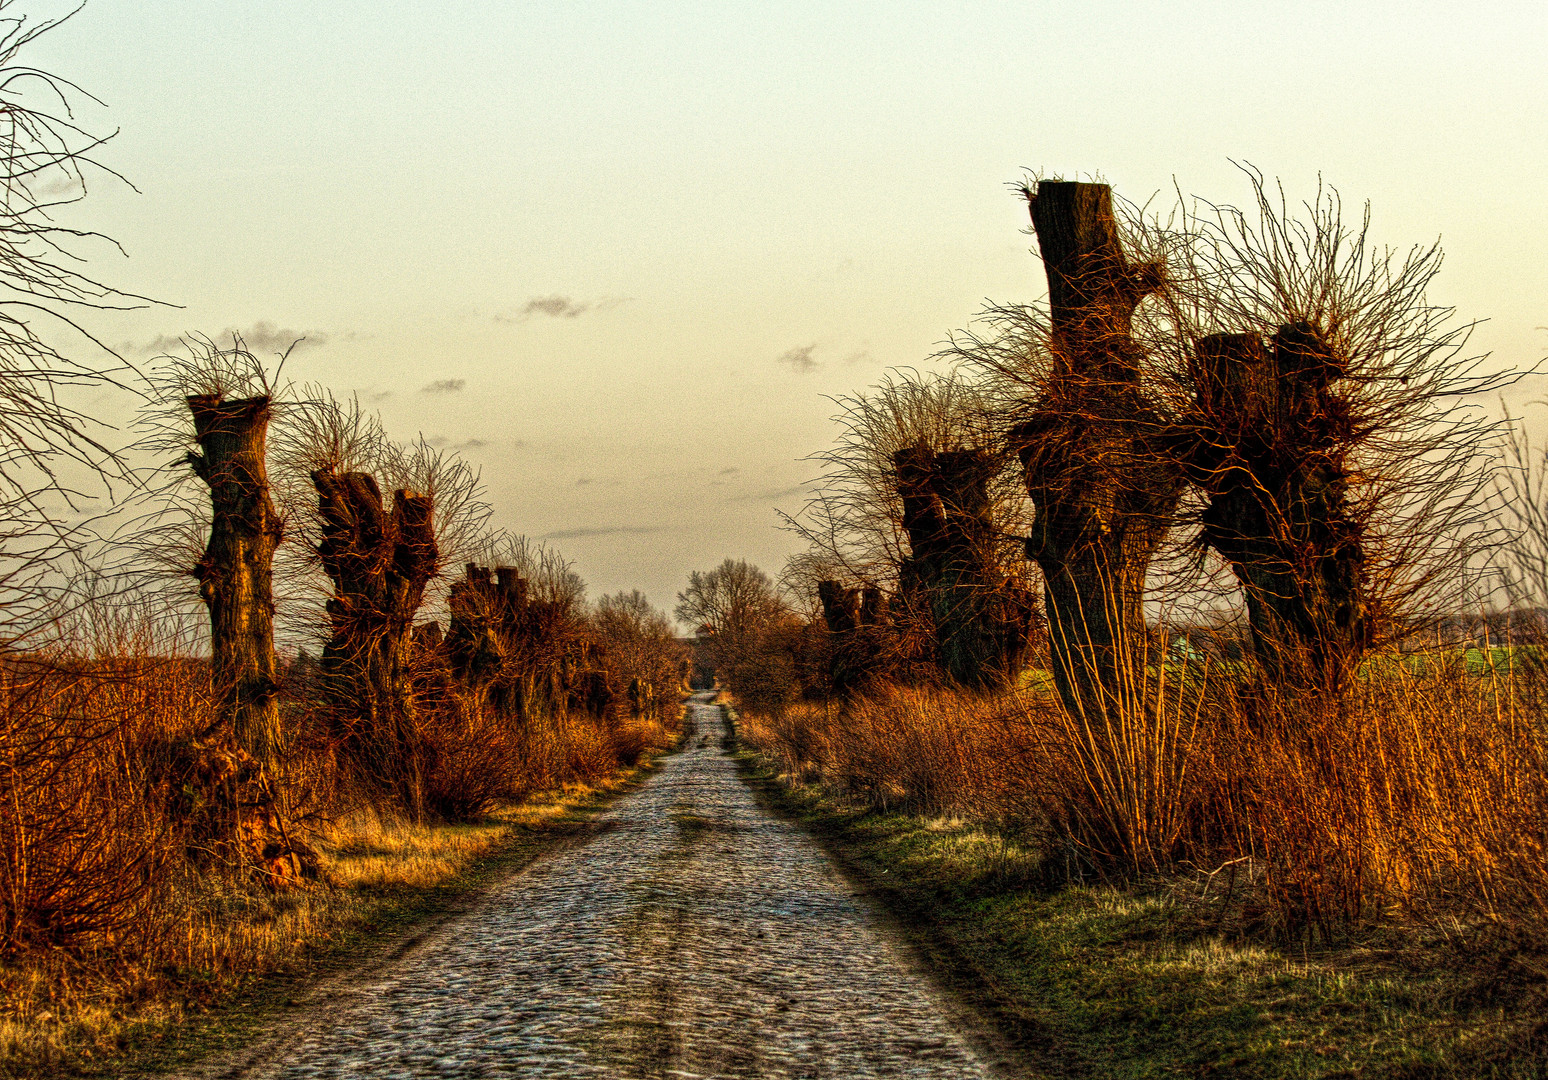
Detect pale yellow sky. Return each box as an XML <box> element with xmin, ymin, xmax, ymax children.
<box><xmin>33</xmin><ymin>0</ymin><xmax>1548</xmax><ymax>614</ymax></box>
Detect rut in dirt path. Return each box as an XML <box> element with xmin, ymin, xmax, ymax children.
<box><xmin>250</xmin><ymin>694</ymin><xmax>1003</xmax><ymax>1079</ymax></box>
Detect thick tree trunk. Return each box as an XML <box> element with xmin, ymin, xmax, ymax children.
<box><xmin>892</xmin><ymin>445</ymin><xmax>1036</xmax><ymax>691</ymax></box>
<box><xmin>817</xmin><ymin>579</ymin><xmax>889</xmax><ymax>695</ymax></box>
<box><xmin>186</xmin><ymin>393</ymin><xmax>282</xmax><ymax>766</ymax></box>
<box><xmin>1180</xmin><ymin>327</ymin><xmax>1368</xmax><ymax>693</ymax></box>
<box><xmin>312</xmin><ymin>469</ymin><xmax>438</xmax><ymax>819</ymax></box>
<box><xmin>1013</xmin><ymin>181</ymin><xmax>1182</xmax><ymax>719</ymax></box>
<box><xmin>448</xmin><ymin>564</ymin><xmax>536</xmax><ymax>723</ymax></box>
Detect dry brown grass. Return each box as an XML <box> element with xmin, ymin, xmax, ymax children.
<box><xmin>0</xmin><ymin>758</ymin><xmax>663</xmax><ymax>1077</ymax></box>
<box><xmin>0</xmin><ymin>640</ymin><xmax>681</xmax><ymax>1077</ymax></box>
<box><xmin>740</xmin><ymin>645</ymin><xmax>1548</xmax><ymax>939</ymax></box>
<box><xmin>739</xmin><ymin>683</ymin><xmax>1036</xmax><ymax>819</ymax></box>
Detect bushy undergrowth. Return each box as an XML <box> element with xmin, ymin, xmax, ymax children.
<box><xmin>738</xmin><ymin>647</ymin><xmax>1548</xmax><ymax>939</ymax></box>
<box><xmin>0</xmin><ymin>642</ymin><xmax>678</xmax><ymax>1076</ymax></box>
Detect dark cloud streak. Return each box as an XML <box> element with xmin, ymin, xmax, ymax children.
<box><xmin>541</xmin><ymin>525</ymin><xmax>665</xmax><ymax>540</ymax></box>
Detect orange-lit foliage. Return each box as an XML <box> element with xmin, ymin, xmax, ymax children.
<box><xmin>740</xmin><ymin>647</ymin><xmax>1548</xmax><ymax>937</ymax></box>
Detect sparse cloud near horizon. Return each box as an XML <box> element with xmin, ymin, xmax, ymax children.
<box><xmin>129</xmin><ymin>320</ymin><xmax>331</xmax><ymax>357</ymax></box>
<box><xmin>541</xmin><ymin>525</ymin><xmax>665</xmax><ymax>541</ymax></box>
<box><xmin>424</xmin><ymin>436</ymin><xmax>497</xmax><ymax>451</ymax></box>
<box><xmin>421</xmin><ymin>378</ymin><xmax>466</xmax><ymax>394</ymax></box>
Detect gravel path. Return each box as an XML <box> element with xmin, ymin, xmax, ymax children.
<box><xmin>254</xmin><ymin>695</ymin><xmax>1002</xmax><ymax>1078</ymax></box>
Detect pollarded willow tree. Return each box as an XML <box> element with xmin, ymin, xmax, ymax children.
<box><xmin>273</xmin><ymin>391</ymin><xmax>490</xmax><ymax>818</ymax></box>
<box><xmin>948</xmin><ymin>180</ymin><xmax>1183</xmax><ymax>721</ymax></box>
<box><xmin>445</xmin><ymin>534</ymin><xmax>592</xmax><ymax>727</ymax></box>
<box><xmin>141</xmin><ymin>336</ymin><xmax>290</xmax><ymax>765</ymax></box>
<box><xmin>784</xmin><ymin>369</ymin><xmax>1038</xmax><ymax>691</ymax></box>
<box><xmin>1156</xmin><ymin>171</ymin><xmax>1512</xmax><ymax>693</ymax></box>
<box><xmin>954</xmin><ymin>170</ymin><xmax>1513</xmax><ymax>705</ymax></box>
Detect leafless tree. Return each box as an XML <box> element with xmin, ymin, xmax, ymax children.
<box><xmin>952</xmin><ymin>171</ymin><xmax>1514</xmax><ymax>702</ymax></box>
<box><xmin>590</xmin><ymin>590</ymin><xmax>688</xmax><ymax>720</ymax></box>
<box><xmin>676</xmin><ymin>558</ymin><xmax>799</xmax><ymax>707</ymax></box>
<box><xmin>0</xmin><ymin>1</ymin><xmax>153</xmax><ymax>639</ymax></box>
<box><xmin>266</xmin><ymin>391</ymin><xmax>490</xmax><ymax>817</ymax></box>
<box><xmin>145</xmin><ymin>335</ymin><xmax>288</xmax><ymax>762</ymax></box>
<box><xmin>1493</xmin><ymin>403</ymin><xmax>1548</xmax><ymax>619</ymax></box>
<box><xmin>445</xmin><ymin>534</ymin><xmax>591</xmax><ymax>726</ymax></box>
<box><xmin>948</xmin><ymin>180</ymin><xmax>1182</xmax><ymax>721</ymax></box>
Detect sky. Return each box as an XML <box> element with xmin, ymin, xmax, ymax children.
<box><xmin>25</xmin><ymin>0</ymin><xmax>1548</xmax><ymax>620</ymax></box>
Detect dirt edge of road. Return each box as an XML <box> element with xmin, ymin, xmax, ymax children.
<box><xmin>128</xmin><ymin>733</ymin><xmax>688</xmax><ymax>1080</ymax></box>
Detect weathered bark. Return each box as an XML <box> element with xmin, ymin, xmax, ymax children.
<box><xmin>186</xmin><ymin>393</ymin><xmax>282</xmax><ymax>765</ymax></box>
<box><xmin>447</xmin><ymin>564</ymin><xmax>611</xmax><ymax>726</ymax></box>
<box><xmin>312</xmin><ymin>468</ymin><xmax>438</xmax><ymax>819</ymax></box>
<box><xmin>1178</xmin><ymin>326</ymin><xmax>1368</xmax><ymax>692</ymax></box>
<box><xmin>817</xmin><ymin>579</ymin><xmax>889</xmax><ymax>695</ymax></box>
<box><xmin>892</xmin><ymin>445</ymin><xmax>1037</xmax><ymax>690</ymax></box>
<box><xmin>1013</xmin><ymin>181</ymin><xmax>1183</xmax><ymax>719</ymax></box>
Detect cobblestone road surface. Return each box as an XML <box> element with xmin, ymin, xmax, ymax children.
<box><xmin>256</xmin><ymin>695</ymin><xmax>1000</xmax><ymax>1078</ymax></box>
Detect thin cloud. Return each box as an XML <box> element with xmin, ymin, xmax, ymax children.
<box><xmin>241</xmin><ymin>320</ymin><xmax>327</xmax><ymax>355</ymax></box>
<box><xmin>777</xmin><ymin>344</ymin><xmax>820</xmax><ymax>373</ymax></box>
<box><xmin>494</xmin><ymin>295</ymin><xmax>629</xmax><ymax>323</ymax></box>
<box><xmin>130</xmin><ymin>320</ymin><xmax>330</xmax><ymax>357</ymax></box>
<box><xmin>33</xmin><ymin>171</ymin><xmax>83</xmax><ymax>199</ymax></box>
<box><xmin>421</xmin><ymin>378</ymin><xmax>466</xmax><ymax>394</ymax></box>
<box><xmin>841</xmin><ymin>349</ymin><xmax>874</xmax><ymax>366</ymax></box>
<box><xmin>718</xmin><ymin>467</ymin><xmax>741</xmax><ymax>476</ymax></box>
<box><xmin>540</xmin><ymin>525</ymin><xmax>665</xmax><ymax>540</ymax></box>
<box><xmin>133</xmin><ymin>333</ymin><xmax>186</xmax><ymax>355</ymax></box>
<box><xmin>528</xmin><ymin>295</ymin><xmax>591</xmax><ymax>319</ymax></box>
<box><xmin>733</xmin><ymin>484</ymin><xmax>808</xmax><ymax>502</ymax></box>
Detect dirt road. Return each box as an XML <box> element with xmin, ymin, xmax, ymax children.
<box><xmin>235</xmin><ymin>694</ymin><xmax>1007</xmax><ymax>1078</ymax></box>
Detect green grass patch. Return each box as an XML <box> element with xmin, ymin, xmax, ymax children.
<box><xmin>734</xmin><ymin>748</ymin><xmax>1548</xmax><ymax>1079</ymax></box>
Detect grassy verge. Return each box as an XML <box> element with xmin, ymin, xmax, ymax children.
<box><xmin>2</xmin><ymin>751</ymin><xmax>673</xmax><ymax>1080</ymax></box>
<box><xmin>731</xmin><ymin>739</ymin><xmax>1547</xmax><ymax>1079</ymax></box>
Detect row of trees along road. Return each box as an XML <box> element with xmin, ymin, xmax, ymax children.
<box><xmin>738</xmin><ymin>173</ymin><xmax>1511</xmax><ymax>720</ymax></box>
<box><xmin>129</xmin><ymin>349</ymin><xmax>691</xmax><ymax>843</ymax></box>
<box><xmin>0</xmin><ymin>5</ymin><xmax>690</xmax><ymax>972</ymax></box>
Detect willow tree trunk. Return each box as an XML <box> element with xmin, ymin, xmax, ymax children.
<box><xmin>312</xmin><ymin>469</ymin><xmax>438</xmax><ymax>820</ymax></box>
<box><xmin>447</xmin><ymin>563</ymin><xmax>532</xmax><ymax>724</ymax></box>
<box><xmin>186</xmin><ymin>393</ymin><xmax>282</xmax><ymax>766</ymax></box>
<box><xmin>1013</xmin><ymin>181</ymin><xmax>1182</xmax><ymax>720</ymax></box>
<box><xmin>893</xmin><ymin>445</ymin><xmax>1036</xmax><ymax>690</ymax></box>
<box><xmin>1179</xmin><ymin>327</ymin><xmax>1368</xmax><ymax>694</ymax></box>
<box><xmin>817</xmin><ymin>579</ymin><xmax>888</xmax><ymax>695</ymax></box>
